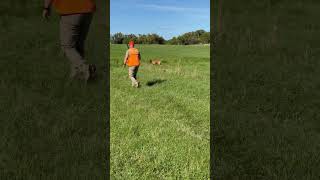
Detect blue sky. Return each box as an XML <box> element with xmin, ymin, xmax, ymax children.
<box><xmin>110</xmin><ymin>0</ymin><xmax>210</xmax><ymax>40</ymax></box>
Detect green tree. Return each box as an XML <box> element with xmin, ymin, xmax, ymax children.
<box><xmin>111</xmin><ymin>32</ymin><xmax>124</xmax><ymax>44</ymax></box>
<box><xmin>110</xmin><ymin>30</ymin><xmax>210</xmax><ymax>45</ymax></box>
<box><xmin>200</xmin><ymin>32</ymin><xmax>210</xmax><ymax>44</ymax></box>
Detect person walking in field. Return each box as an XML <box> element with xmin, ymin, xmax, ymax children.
<box><xmin>123</xmin><ymin>41</ymin><xmax>141</xmax><ymax>88</ymax></box>
<box><xmin>42</xmin><ymin>0</ymin><xmax>96</xmax><ymax>81</ymax></box>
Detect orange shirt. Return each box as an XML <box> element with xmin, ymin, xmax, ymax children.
<box><xmin>126</xmin><ymin>48</ymin><xmax>140</xmax><ymax>67</ymax></box>
<box><xmin>52</xmin><ymin>0</ymin><xmax>96</xmax><ymax>15</ymax></box>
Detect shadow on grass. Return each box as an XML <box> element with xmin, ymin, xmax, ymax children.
<box><xmin>146</xmin><ymin>79</ymin><xmax>167</xmax><ymax>86</ymax></box>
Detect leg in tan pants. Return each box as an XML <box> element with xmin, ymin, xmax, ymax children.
<box><xmin>128</xmin><ymin>66</ymin><xmax>139</xmax><ymax>87</ymax></box>
<box><xmin>60</xmin><ymin>13</ymin><xmax>93</xmax><ymax>80</ymax></box>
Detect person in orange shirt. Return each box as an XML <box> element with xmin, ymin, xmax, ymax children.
<box><xmin>123</xmin><ymin>41</ymin><xmax>141</xmax><ymax>88</ymax></box>
<box><xmin>42</xmin><ymin>0</ymin><xmax>96</xmax><ymax>82</ymax></box>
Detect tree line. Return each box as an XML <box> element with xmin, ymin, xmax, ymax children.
<box><xmin>110</xmin><ymin>30</ymin><xmax>210</xmax><ymax>45</ymax></box>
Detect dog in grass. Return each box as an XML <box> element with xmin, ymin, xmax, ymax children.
<box><xmin>149</xmin><ymin>59</ymin><xmax>161</xmax><ymax>65</ymax></box>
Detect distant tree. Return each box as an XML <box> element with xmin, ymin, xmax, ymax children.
<box><xmin>195</xmin><ymin>29</ymin><xmax>206</xmax><ymax>37</ymax></box>
<box><xmin>200</xmin><ymin>32</ymin><xmax>210</xmax><ymax>44</ymax></box>
<box><xmin>167</xmin><ymin>37</ymin><xmax>179</xmax><ymax>45</ymax></box>
<box><xmin>111</xmin><ymin>32</ymin><xmax>124</xmax><ymax>44</ymax></box>
<box><xmin>176</xmin><ymin>32</ymin><xmax>199</xmax><ymax>45</ymax></box>
<box><xmin>151</xmin><ymin>33</ymin><xmax>165</xmax><ymax>44</ymax></box>
<box><xmin>110</xmin><ymin>30</ymin><xmax>210</xmax><ymax>45</ymax></box>
<box><xmin>123</xmin><ymin>34</ymin><xmax>137</xmax><ymax>44</ymax></box>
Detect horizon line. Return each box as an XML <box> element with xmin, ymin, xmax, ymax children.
<box><xmin>110</xmin><ymin>30</ymin><xmax>210</xmax><ymax>40</ymax></box>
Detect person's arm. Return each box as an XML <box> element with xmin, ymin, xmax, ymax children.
<box><xmin>123</xmin><ymin>50</ymin><xmax>129</xmax><ymax>65</ymax></box>
<box><xmin>43</xmin><ymin>0</ymin><xmax>53</xmax><ymax>20</ymax></box>
<box><xmin>138</xmin><ymin>53</ymin><xmax>141</xmax><ymax>61</ymax></box>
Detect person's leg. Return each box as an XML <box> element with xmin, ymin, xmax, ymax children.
<box><xmin>128</xmin><ymin>66</ymin><xmax>138</xmax><ymax>87</ymax></box>
<box><xmin>133</xmin><ymin>66</ymin><xmax>139</xmax><ymax>78</ymax></box>
<box><xmin>77</xmin><ymin>13</ymin><xmax>93</xmax><ymax>58</ymax></box>
<box><xmin>78</xmin><ymin>13</ymin><xmax>97</xmax><ymax>80</ymax></box>
<box><xmin>128</xmin><ymin>67</ymin><xmax>134</xmax><ymax>86</ymax></box>
<box><xmin>133</xmin><ymin>66</ymin><xmax>139</xmax><ymax>87</ymax></box>
<box><xmin>60</xmin><ymin>14</ymin><xmax>89</xmax><ymax>81</ymax></box>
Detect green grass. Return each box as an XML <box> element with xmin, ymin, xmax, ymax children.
<box><xmin>0</xmin><ymin>1</ymin><xmax>107</xmax><ymax>179</ymax></box>
<box><xmin>213</xmin><ymin>1</ymin><xmax>320</xmax><ymax>179</ymax></box>
<box><xmin>110</xmin><ymin>44</ymin><xmax>210</xmax><ymax>179</ymax></box>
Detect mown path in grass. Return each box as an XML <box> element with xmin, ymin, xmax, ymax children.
<box><xmin>110</xmin><ymin>44</ymin><xmax>210</xmax><ymax>179</ymax></box>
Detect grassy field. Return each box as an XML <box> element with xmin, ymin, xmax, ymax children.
<box><xmin>213</xmin><ymin>0</ymin><xmax>320</xmax><ymax>179</ymax></box>
<box><xmin>0</xmin><ymin>1</ymin><xmax>108</xmax><ymax>179</ymax></box>
<box><xmin>110</xmin><ymin>44</ymin><xmax>210</xmax><ymax>179</ymax></box>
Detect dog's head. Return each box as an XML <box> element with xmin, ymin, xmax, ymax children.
<box><xmin>150</xmin><ymin>59</ymin><xmax>161</xmax><ymax>65</ymax></box>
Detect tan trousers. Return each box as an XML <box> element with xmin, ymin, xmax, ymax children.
<box><xmin>128</xmin><ymin>66</ymin><xmax>139</xmax><ymax>86</ymax></box>
<box><xmin>60</xmin><ymin>13</ymin><xmax>93</xmax><ymax>79</ymax></box>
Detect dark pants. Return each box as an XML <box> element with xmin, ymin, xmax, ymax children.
<box><xmin>60</xmin><ymin>13</ymin><xmax>93</xmax><ymax>79</ymax></box>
